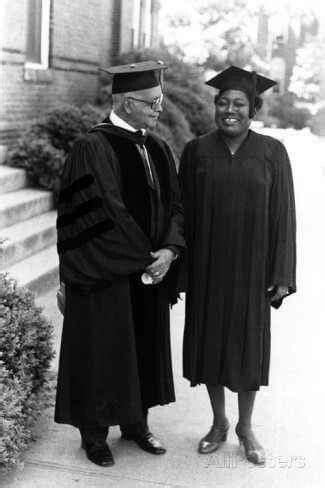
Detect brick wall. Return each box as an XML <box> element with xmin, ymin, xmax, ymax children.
<box><xmin>0</xmin><ymin>0</ymin><xmax>115</xmax><ymax>145</ymax></box>
<box><xmin>0</xmin><ymin>0</ymin><xmax>161</xmax><ymax>147</ymax></box>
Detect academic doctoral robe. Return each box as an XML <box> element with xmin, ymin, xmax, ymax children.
<box><xmin>54</xmin><ymin>121</ymin><xmax>185</xmax><ymax>427</ymax></box>
<box><xmin>179</xmin><ymin>129</ymin><xmax>296</xmax><ymax>392</ymax></box>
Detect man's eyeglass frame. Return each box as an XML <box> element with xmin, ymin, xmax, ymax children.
<box><xmin>126</xmin><ymin>94</ymin><xmax>164</xmax><ymax>111</ymax></box>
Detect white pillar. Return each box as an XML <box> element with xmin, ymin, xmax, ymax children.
<box><xmin>313</xmin><ymin>11</ymin><xmax>325</xmax><ymax>135</ymax></box>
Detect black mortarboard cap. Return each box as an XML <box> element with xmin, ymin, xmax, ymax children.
<box><xmin>206</xmin><ymin>66</ymin><xmax>277</xmax><ymax>117</ymax></box>
<box><xmin>100</xmin><ymin>60</ymin><xmax>167</xmax><ymax>94</ymax></box>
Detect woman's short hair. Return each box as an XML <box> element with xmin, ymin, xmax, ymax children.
<box><xmin>254</xmin><ymin>95</ymin><xmax>263</xmax><ymax>111</ymax></box>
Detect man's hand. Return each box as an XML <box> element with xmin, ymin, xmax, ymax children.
<box><xmin>145</xmin><ymin>248</ymin><xmax>176</xmax><ymax>284</ymax></box>
<box><xmin>56</xmin><ymin>282</ymin><xmax>66</xmax><ymax>315</ymax></box>
<box><xmin>268</xmin><ymin>285</ymin><xmax>289</xmax><ymax>303</ymax></box>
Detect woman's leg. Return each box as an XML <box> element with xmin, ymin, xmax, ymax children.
<box><xmin>206</xmin><ymin>384</ymin><xmax>228</xmax><ymax>426</ymax></box>
<box><xmin>237</xmin><ymin>390</ymin><xmax>256</xmax><ymax>431</ymax></box>
<box><xmin>198</xmin><ymin>384</ymin><xmax>229</xmax><ymax>454</ymax></box>
<box><xmin>236</xmin><ymin>391</ymin><xmax>265</xmax><ymax>464</ymax></box>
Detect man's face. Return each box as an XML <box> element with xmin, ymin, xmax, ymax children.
<box><xmin>214</xmin><ymin>89</ymin><xmax>252</xmax><ymax>138</ymax></box>
<box><xmin>125</xmin><ymin>85</ymin><xmax>163</xmax><ymax>130</ymax></box>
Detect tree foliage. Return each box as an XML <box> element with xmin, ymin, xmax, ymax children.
<box><xmin>160</xmin><ymin>0</ymin><xmax>262</xmax><ymax>69</ymax></box>
<box><xmin>289</xmin><ymin>34</ymin><xmax>323</xmax><ymax>102</ymax></box>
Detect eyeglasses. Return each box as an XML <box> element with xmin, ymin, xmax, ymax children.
<box><xmin>127</xmin><ymin>94</ymin><xmax>164</xmax><ymax>111</ymax></box>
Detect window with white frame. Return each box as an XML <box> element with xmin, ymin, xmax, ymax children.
<box><xmin>143</xmin><ymin>0</ymin><xmax>152</xmax><ymax>48</ymax></box>
<box><xmin>26</xmin><ymin>0</ymin><xmax>51</xmax><ymax>69</ymax></box>
<box><xmin>132</xmin><ymin>0</ymin><xmax>141</xmax><ymax>48</ymax></box>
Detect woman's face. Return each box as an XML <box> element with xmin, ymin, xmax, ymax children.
<box><xmin>215</xmin><ymin>89</ymin><xmax>252</xmax><ymax>138</ymax></box>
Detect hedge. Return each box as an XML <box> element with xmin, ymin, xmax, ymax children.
<box><xmin>308</xmin><ymin>106</ymin><xmax>325</xmax><ymax>136</ymax></box>
<box><xmin>0</xmin><ymin>274</ymin><xmax>54</xmax><ymax>472</ymax></box>
<box><xmin>159</xmin><ymin>97</ymin><xmax>193</xmax><ymax>157</ymax></box>
<box><xmin>8</xmin><ymin>136</ymin><xmax>66</xmax><ymax>197</ymax></box>
<box><xmin>7</xmin><ymin>104</ymin><xmax>105</xmax><ymax>201</ymax></box>
<box><xmin>259</xmin><ymin>92</ymin><xmax>311</xmax><ymax>130</ymax></box>
<box><xmin>166</xmin><ymin>84</ymin><xmax>214</xmax><ymax>136</ymax></box>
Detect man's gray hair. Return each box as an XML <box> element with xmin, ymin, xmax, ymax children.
<box><xmin>112</xmin><ymin>93</ymin><xmax>126</xmax><ymax>111</ymax></box>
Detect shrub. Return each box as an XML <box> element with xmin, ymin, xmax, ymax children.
<box><xmin>159</xmin><ymin>97</ymin><xmax>193</xmax><ymax>157</ymax></box>
<box><xmin>36</xmin><ymin>103</ymin><xmax>105</xmax><ymax>153</ymax></box>
<box><xmin>80</xmin><ymin>103</ymin><xmax>107</xmax><ymax>132</ymax></box>
<box><xmin>266</xmin><ymin>93</ymin><xmax>311</xmax><ymax>130</ymax></box>
<box><xmin>8</xmin><ymin>136</ymin><xmax>65</xmax><ymax>197</ymax></box>
<box><xmin>7</xmin><ymin>104</ymin><xmax>105</xmax><ymax>200</ymax></box>
<box><xmin>166</xmin><ymin>83</ymin><xmax>214</xmax><ymax>136</ymax></box>
<box><xmin>0</xmin><ymin>274</ymin><xmax>54</xmax><ymax>472</ymax></box>
<box><xmin>0</xmin><ymin>361</ymin><xmax>27</xmax><ymax>470</ymax></box>
<box><xmin>309</xmin><ymin>106</ymin><xmax>325</xmax><ymax>136</ymax></box>
<box><xmin>155</xmin><ymin>121</ymin><xmax>176</xmax><ymax>150</ymax></box>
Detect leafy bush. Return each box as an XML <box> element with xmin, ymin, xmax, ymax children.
<box><xmin>8</xmin><ymin>137</ymin><xmax>65</xmax><ymax>196</ymax></box>
<box><xmin>0</xmin><ymin>274</ymin><xmax>54</xmax><ymax>472</ymax></box>
<box><xmin>155</xmin><ymin>121</ymin><xmax>178</xmax><ymax>155</ymax></box>
<box><xmin>309</xmin><ymin>106</ymin><xmax>325</xmax><ymax>136</ymax></box>
<box><xmin>36</xmin><ymin>103</ymin><xmax>105</xmax><ymax>153</ymax></box>
<box><xmin>266</xmin><ymin>93</ymin><xmax>311</xmax><ymax>130</ymax></box>
<box><xmin>166</xmin><ymin>84</ymin><xmax>214</xmax><ymax>136</ymax></box>
<box><xmin>159</xmin><ymin>97</ymin><xmax>193</xmax><ymax>157</ymax></box>
<box><xmin>7</xmin><ymin>104</ymin><xmax>105</xmax><ymax>200</ymax></box>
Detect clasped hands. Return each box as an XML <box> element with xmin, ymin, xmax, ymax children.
<box><xmin>145</xmin><ymin>248</ymin><xmax>176</xmax><ymax>284</ymax></box>
<box><xmin>56</xmin><ymin>248</ymin><xmax>176</xmax><ymax>315</ymax></box>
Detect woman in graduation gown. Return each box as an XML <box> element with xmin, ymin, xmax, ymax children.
<box><xmin>179</xmin><ymin>66</ymin><xmax>296</xmax><ymax>464</ymax></box>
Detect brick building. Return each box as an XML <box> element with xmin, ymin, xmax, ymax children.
<box><xmin>0</xmin><ymin>0</ymin><xmax>161</xmax><ymax>160</ymax></box>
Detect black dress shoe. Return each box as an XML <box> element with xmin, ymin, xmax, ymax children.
<box><xmin>198</xmin><ymin>420</ymin><xmax>230</xmax><ymax>454</ymax></box>
<box><xmin>81</xmin><ymin>439</ymin><xmax>115</xmax><ymax>466</ymax></box>
<box><xmin>121</xmin><ymin>431</ymin><xmax>166</xmax><ymax>455</ymax></box>
<box><xmin>235</xmin><ymin>425</ymin><xmax>265</xmax><ymax>465</ymax></box>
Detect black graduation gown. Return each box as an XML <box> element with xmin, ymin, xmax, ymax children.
<box><xmin>179</xmin><ymin>129</ymin><xmax>296</xmax><ymax>392</ymax></box>
<box><xmin>54</xmin><ymin>122</ymin><xmax>185</xmax><ymax>427</ymax></box>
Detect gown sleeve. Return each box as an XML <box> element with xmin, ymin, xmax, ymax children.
<box><xmin>268</xmin><ymin>140</ymin><xmax>297</xmax><ymax>307</ymax></box>
<box><xmin>57</xmin><ymin>134</ymin><xmax>154</xmax><ymax>286</ymax></box>
<box><xmin>159</xmin><ymin>140</ymin><xmax>185</xmax><ymax>253</ymax></box>
<box><xmin>177</xmin><ymin>140</ymin><xmax>196</xmax><ymax>292</ymax></box>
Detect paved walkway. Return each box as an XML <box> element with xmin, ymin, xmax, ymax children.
<box><xmin>2</xmin><ymin>132</ymin><xmax>325</xmax><ymax>487</ymax></box>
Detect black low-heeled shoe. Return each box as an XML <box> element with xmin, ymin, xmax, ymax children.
<box><xmin>198</xmin><ymin>420</ymin><xmax>230</xmax><ymax>454</ymax></box>
<box><xmin>81</xmin><ymin>439</ymin><xmax>115</xmax><ymax>467</ymax></box>
<box><xmin>121</xmin><ymin>431</ymin><xmax>166</xmax><ymax>455</ymax></box>
<box><xmin>235</xmin><ymin>425</ymin><xmax>265</xmax><ymax>465</ymax></box>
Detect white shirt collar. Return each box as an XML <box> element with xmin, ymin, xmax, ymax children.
<box><xmin>110</xmin><ymin>110</ymin><xmax>145</xmax><ymax>135</ymax></box>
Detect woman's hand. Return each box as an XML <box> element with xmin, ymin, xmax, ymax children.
<box><xmin>267</xmin><ymin>285</ymin><xmax>289</xmax><ymax>303</ymax></box>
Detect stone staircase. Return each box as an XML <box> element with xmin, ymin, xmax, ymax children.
<box><xmin>0</xmin><ymin>165</ymin><xmax>59</xmax><ymax>295</ymax></box>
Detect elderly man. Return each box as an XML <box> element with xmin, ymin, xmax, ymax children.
<box><xmin>55</xmin><ymin>61</ymin><xmax>185</xmax><ymax>467</ymax></box>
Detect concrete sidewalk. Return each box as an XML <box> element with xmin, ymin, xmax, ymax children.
<box><xmin>2</xmin><ymin>133</ymin><xmax>325</xmax><ymax>487</ymax></box>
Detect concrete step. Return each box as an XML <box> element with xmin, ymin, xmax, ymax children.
<box><xmin>5</xmin><ymin>245</ymin><xmax>59</xmax><ymax>296</ymax></box>
<box><xmin>0</xmin><ymin>165</ymin><xmax>28</xmax><ymax>194</ymax></box>
<box><xmin>0</xmin><ymin>188</ymin><xmax>53</xmax><ymax>230</ymax></box>
<box><xmin>0</xmin><ymin>211</ymin><xmax>57</xmax><ymax>269</ymax></box>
